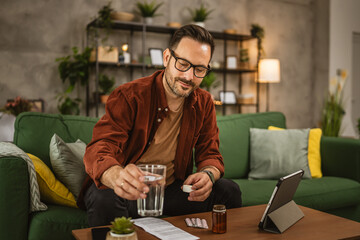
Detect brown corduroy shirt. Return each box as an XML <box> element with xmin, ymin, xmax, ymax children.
<box><xmin>77</xmin><ymin>70</ymin><xmax>224</xmax><ymax>208</ymax></box>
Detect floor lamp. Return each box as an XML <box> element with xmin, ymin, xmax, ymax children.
<box><xmin>258</xmin><ymin>59</ymin><xmax>281</xmax><ymax>112</ymax></box>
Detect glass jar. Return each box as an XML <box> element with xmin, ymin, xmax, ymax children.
<box><xmin>212</xmin><ymin>204</ymin><xmax>227</xmax><ymax>233</ymax></box>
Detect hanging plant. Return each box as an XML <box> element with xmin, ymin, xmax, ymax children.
<box><xmin>55</xmin><ymin>47</ymin><xmax>92</xmax><ymax>115</ymax></box>
<box><xmin>250</xmin><ymin>23</ymin><xmax>265</xmax><ymax>59</ymax></box>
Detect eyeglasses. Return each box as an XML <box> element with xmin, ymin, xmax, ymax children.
<box><xmin>170</xmin><ymin>49</ymin><xmax>210</xmax><ymax>78</ymax></box>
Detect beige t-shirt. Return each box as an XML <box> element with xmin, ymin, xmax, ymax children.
<box><xmin>137</xmin><ymin>102</ymin><xmax>184</xmax><ymax>186</ymax></box>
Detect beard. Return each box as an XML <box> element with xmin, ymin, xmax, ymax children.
<box><xmin>164</xmin><ymin>69</ymin><xmax>197</xmax><ymax>98</ymax></box>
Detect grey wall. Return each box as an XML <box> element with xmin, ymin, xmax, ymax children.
<box><xmin>0</xmin><ymin>0</ymin><xmax>329</xmax><ymax>129</ymax></box>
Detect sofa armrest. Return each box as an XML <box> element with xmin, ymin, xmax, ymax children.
<box><xmin>0</xmin><ymin>156</ymin><xmax>30</xmax><ymax>240</ymax></box>
<box><xmin>321</xmin><ymin>136</ymin><xmax>360</xmax><ymax>182</ymax></box>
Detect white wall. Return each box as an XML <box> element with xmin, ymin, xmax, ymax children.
<box><xmin>329</xmin><ymin>0</ymin><xmax>360</xmax><ymax>137</ymax></box>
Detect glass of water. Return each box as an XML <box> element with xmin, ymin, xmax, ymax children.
<box><xmin>137</xmin><ymin>164</ymin><xmax>166</xmax><ymax>217</ymax></box>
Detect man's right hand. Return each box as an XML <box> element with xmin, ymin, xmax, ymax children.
<box><xmin>100</xmin><ymin>164</ymin><xmax>149</xmax><ymax>200</ymax></box>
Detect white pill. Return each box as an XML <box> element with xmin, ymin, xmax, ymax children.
<box><xmin>183</xmin><ymin>185</ymin><xmax>193</xmax><ymax>193</ymax></box>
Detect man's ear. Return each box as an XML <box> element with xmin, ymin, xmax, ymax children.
<box><xmin>163</xmin><ymin>48</ymin><xmax>171</xmax><ymax>67</ymax></box>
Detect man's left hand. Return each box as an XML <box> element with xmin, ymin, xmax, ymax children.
<box><xmin>183</xmin><ymin>172</ymin><xmax>213</xmax><ymax>201</ymax></box>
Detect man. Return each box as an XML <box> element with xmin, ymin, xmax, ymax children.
<box><xmin>80</xmin><ymin>24</ymin><xmax>242</xmax><ymax>226</ymax></box>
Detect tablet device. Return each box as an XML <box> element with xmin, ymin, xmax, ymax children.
<box><xmin>258</xmin><ymin>169</ymin><xmax>304</xmax><ymax>230</ymax></box>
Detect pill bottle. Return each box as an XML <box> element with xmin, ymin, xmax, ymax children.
<box><xmin>212</xmin><ymin>204</ymin><xmax>226</xmax><ymax>233</ymax></box>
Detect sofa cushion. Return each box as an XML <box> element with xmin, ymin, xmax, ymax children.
<box><xmin>14</xmin><ymin>112</ymin><xmax>98</xmax><ymax>170</ymax></box>
<box><xmin>268</xmin><ymin>126</ymin><xmax>323</xmax><ymax>178</ymax></box>
<box><xmin>27</xmin><ymin>153</ymin><xmax>77</xmax><ymax>208</ymax></box>
<box><xmin>249</xmin><ymin>128</ymin><xmax>311</xmax><ymax>179</ymax></box>
<box><xmin>235</xmin><ymin>177</ymin><xmax>360</xmax><ymax>211</ymax></box>
<box><xmin>216</xmin><ymin>112</ymin><xmax>286</xmax><ymax>179</ymax></box>
<box><xmin>49</xmin><ymin>134</ymin><xmax>87</xmax><ymax>199</ymax></box>
<box><xmin>28</xmin><ymin>205</ymin><xmax>88</xmax><ymax>240</ymax></box>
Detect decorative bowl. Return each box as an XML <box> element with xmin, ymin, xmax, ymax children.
<box><xmin>110</xmin><ymin>12</ymin><xmax>135</xmax><ymax>22</ymax></box>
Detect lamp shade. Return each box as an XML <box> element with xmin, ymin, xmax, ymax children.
<box><xmin>258</xmin><ymin>59</ymin><xmax>281</xmax><ymax>83</ymax></box>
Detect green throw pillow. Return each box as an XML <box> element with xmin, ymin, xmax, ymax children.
<box><xmin>49</xmin><ymin>134</ymin><xmax>87</xmax><ymax>199</ymax></box>
<box><xmin>248</xmin><ymin>128</ymin><xmax>311</xmax><ymax>180</ymax></box>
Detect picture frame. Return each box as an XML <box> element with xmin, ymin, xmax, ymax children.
<box><xmin>30</xmin><ymin>99</ymin><xmax>45</xmax><ymax>112</ymax></box>
<box><xmin>219</xmin><ymin>91</ymin><xmax>237</xmax><ymax>104</ymax></box>
<box><xmin>149</xmin><ymin>48</ymin><xmax>163</xmax><ymax>66</ymax></box>
<box><xmin>226</xmin><ymin>55</ymin><xmax>238</xmax><ymax>69</ymax></box>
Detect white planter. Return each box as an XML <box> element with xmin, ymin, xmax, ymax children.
<box><xmin>144</xmin><ymin>17</ymin><xmax>153</xmax><ymax>25</ymax></box>
<box><xmin>0</xmin><ymin>113</ymin><xmax>16</xmax><ymax>142</ymax></box>
<box><xmin>193</xmin><ymin>22</ymin><xmax>205</xmax><ymax>28</ymax></box>
<box><xmin>106</xmin><ymin>231</ymin><xmax>138</xmax><ymax>240</ymax></box>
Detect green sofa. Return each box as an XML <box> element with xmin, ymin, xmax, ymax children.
<box><xmin>1</xmin><ymin>111</ymin><xmax>359</xmax><ymax>240</ymax></box>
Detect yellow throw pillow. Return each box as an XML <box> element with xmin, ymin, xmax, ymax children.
<box><xmin>268</xmin><ymin>126</ymin><xmax>323</xmax><ymax>178</ymax></box>
<box><xmin>27</xmin><ymin>153</ymin><xmax>77</xmax><ymax>208</ymax></box>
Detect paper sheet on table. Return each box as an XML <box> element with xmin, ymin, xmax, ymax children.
<box><xmin>133</xmin><ymin>217</ymin><xmax>199</xmax><ymax>240</ymax></box>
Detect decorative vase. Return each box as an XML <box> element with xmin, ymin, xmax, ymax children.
<box><xmin>143</xmin><ymin>17</ymin><xmax>153</xmax><ymax>25</ymax></box>
<box><xmin>193</xmin><ymin>22</ymin><xmax>205</xmax><ymax>28</ymax></box>
<box><xmin>106</xmin><ymin>231</ymin><xmax>138</xmax><ymax>240</ymax></box>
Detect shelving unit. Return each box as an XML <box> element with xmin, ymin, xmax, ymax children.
<box><xmin>86</xmin><ymin>19</ymin><xmax>260</xmax><ymax>117</ymax></box>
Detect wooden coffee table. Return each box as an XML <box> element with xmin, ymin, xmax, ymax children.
<box><xmin>72</xmin><ymin>204</ymin><xmax>360</xmax><ymax>240</ymax></box>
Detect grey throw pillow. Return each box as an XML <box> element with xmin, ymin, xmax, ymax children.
<box><xmin>49</xmin><ymin>134</ymin><xmax>87</xmax><ymax>199</ymax></box>
<box><xmin>248</xmin><ymin>128</ymin><xmax>311</xmax><ymax>180</ymax></box>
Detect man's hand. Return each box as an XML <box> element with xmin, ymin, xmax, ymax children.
<box><xmin>183</xmin><ymin>172</ymin><xmax>213</xmax><ymax>202</ymax></box>
<box><xmin>100</xmin><ymin>164</ymin><xmax>149</xmax><ymax>200</ymax></box>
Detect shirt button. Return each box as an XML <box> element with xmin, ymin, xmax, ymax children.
<box><xmin>165</xmin><ymin>108</ymin><xmax>168</xmax><ymax>111</ymax></box>
<box><xmin>158</xmin><ymin>108</ymin><xmax>161</xmax><ymax>111</ymax></box>
<box><xmin>157</xmin><ymin>118</ymin><xmax>162</xmax><ymax>122</ymax></box>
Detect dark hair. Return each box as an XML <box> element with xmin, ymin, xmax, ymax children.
<box><xmin>169</xmin><ymin>24</ymin><xmax>215</xmax><ymax>59</ymax></box>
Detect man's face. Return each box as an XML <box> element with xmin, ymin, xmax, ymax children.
<box><xmin>163</xmin><ymin>37</ymin><xmax>211</xmax><ymax>98</ymax></box>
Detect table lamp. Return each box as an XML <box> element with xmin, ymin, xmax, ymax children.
<box><xmin>258</xmin><ymin>59</ymin><xmax>281</xmax><ymax>112</ymax></box>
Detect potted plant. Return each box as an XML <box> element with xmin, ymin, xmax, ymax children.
<box><xmin>56</xmin><ymin>46</ymin><xmax>92</xmax><ymax>115</ymax></box>
<box><xmin>239</xmin><ymin>48</ymin><xmax>249</xmax><ymax>69</ymax></box>
<box><xmin>135</xmin><ymin>0</ymin><xmax>163</xmax><ymax>25</ymax></box>
<box><xmin>0</xmin><ymin>97</ymin><xmax>33</xmax><ymax>116</ymax></box>
<box><xmin>321</xmin><ymin>69</ymin><xmax>347</xmax><ymax>137</ymax></box>
<box><xmin>107</xmin><ymin>216</ymin><xmax>137</xmax><ymax>240</ymax></box>
<box><xmin>250</xmin><ymin>23</ymin><xmax>265</xmax><ymax>60</ymax></box>
<box><xmin>98</xmin><ymin>74</ymin><xmax>115</xmax><ymax>104</ymax></box>
<box><xmin>188</xmin><ymin>4</ymin><xmax>213</xmax><ymax>28</ymax></box>
<box><xmin>200</xmin><ymin>71</ymin><xmax>219</xmax><ymax>92</ymax></box>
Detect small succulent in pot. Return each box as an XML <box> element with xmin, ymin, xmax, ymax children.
<box><xmin>110</xmin><ymin>217</ymin><xmax>135</xmax><ymax>235</ymax></box>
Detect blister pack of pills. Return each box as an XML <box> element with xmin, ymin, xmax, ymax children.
<box><xmin>184</xmin><ymin>217</ymin><xmax>209</xmax><ymax>229</ymax></box>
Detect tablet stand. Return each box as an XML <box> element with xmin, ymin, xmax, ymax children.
<box><xmin>262</xmin><ymin>200</ymin><xmax>304</xmax><ymax>233</ymax></box>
